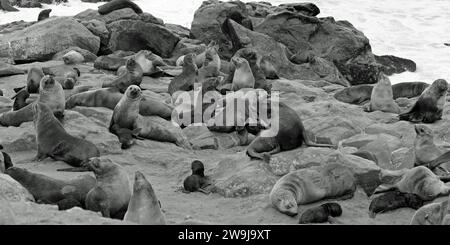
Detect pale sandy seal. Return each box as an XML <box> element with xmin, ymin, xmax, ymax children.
<box><xmin>231</xmin><ymin>56</ymin><xmax>255</xmax><ymax>91</ymax></box>
<box><xmin>246</xmin><ymin>102</ymin><xmax>335</xmax><ymax>163</ymax></box>
<box><xmin>0</xmin><ymin>75</ymin><xmax>65</xmax><ymax>127</ymax></box>
<box><xmin>414</xmin><ymin>124</ymin><xmax>450</xmax><ymax>173</ymax></box>
<box><xmin>66</xmin><ymin>87</ymin><xmax>173</xmax><ymax>120</ymax></box>
<box><xmin>33</xmin><ymin>102</ymin><xmax>100</xmax><ymax>168</ymax></box>
<box><xmin>367</xmin><ymin>74</ymin><xmax>400</xmax><ymax>113</ymax></box>
<box><xmin>270</xmin><ymin>164</ymin><xmax>356</xmax><ymax>216</ymax></box>
<box><xmin>102</xmin><ymin>57</ymin><xmax>144</xmax><ymax>93</ymax></box>
<box><xmin>399</xmin><ymin>79</ymin><xmax>448</xmax><ymax>123</ymax></box>
<box><xmin>85</xmin><ymin>157</ymin><xmax>131</xmax><ymax>219</ymax></box>
<box><xmin>375</xmin><ymin>166</ymin><xmax>450</xmax><ymax>201</ymax></box>
<box><xmin>168</xmin><ymin>53</ymin><xmax>198</xmax><ymax>95</ymax></box>
<box><xmin>63</xmin><ymin>50</ymin><xmax>84</xmax><ymax>65</ymax></box>
<box><xmin>6</xmin><ymin>167</ymin><xmax>96</xmax><ymax>210</ymax></box>
<box><xmin>110</xmin><ymin>86</ymin><xmax>191</xmax><ymax>149</ymax></box>
<box><xmin>410</xmin><ymin>198</ymin><xmax>449</xmax><ymax>225</ymax></box>
<box><xmin>133</xmin><ymin>50</ymin><xmax>163</xmax><ymax>76</ymax></box>
<box><xmin>124</xmin><ymin>171</ymin><xmax>166</xmax><ymax>225</ymax></box>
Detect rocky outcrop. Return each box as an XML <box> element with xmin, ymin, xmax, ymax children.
<box><xmin>0</xmin><ymin>17</ymin><xmax>100</xmax><ymax>64</ymax></box>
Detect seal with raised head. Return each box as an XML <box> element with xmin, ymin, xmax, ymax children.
<box><xmin>399</xmin><ymin>79</ymin><xmax>448</xmax><ymax>123</ymax></box>
<box><xmin>85</xmin><ymin>157</ymin><xmax>131</xmax><ymax>219</ymax></box>
<box><xmin>270</xmin><ymin>164</ymin><xmax>356</xmax><ymax>216</ymax></box>
<box><xmin>168</xmin><ymin>53</ymin><xmax>197</xmax><ymax>95</ymax></box>
<box><xmin>197</xmin><ymin>43</ymin><xmax>221</xmax><ymax>83</ymax></box>
<box><xmin>33</xmin><ymin>102</ymin><xmax>100</xmax><ymax>168</ymax></box>
<box><xmin>102</xmin><ymin>57</ymin><xmax>143</xmax><ymax>93</ymax></box>
<box><xmin>183</xmin><ymin>160</ymin><xmax>210</xmax><ymax>194</ymax></box>
<box><xmin>410</xmin><ymin>198</ymin><xmax>449</xmax><ymax>225</ymax></box>
<box><xmin>367</xmin><ymin>74</ymin><xmax>400</xmax><ymax>113</ymax></box>
<box><xmin>368</xmin><ymin>190</ymin><xmax>424</xmax><ymax>218</ymax></box>
<box><xmin>124</xmin><ymin>171</ymin><xmax>166</xmax><ymax>225</ymax></box>
<box><xmin>231</xmin><ymin>57</ymin><xmax>255</xmax><ymax>91</ymax></box>
<box><xmin>5</xmin><ymin>167</ymin><xmax>96</xmax><ymax>210</ymax></box>
<box><xmin>414</xmin><ymin>124</ymin><xmax>450</xmax><ymax>173</ymax></box>
<box><xmin>246</xmin><ymin>102</ymin><xmax>335</xmax><ymax>163</ymax></box>
<box><xmin>37</xmin><ymin>9</ymin><xmax>52</xmax><ymax>22</ymax></box>
<box><xmin>0</xmin><ymin>75</ymin><xmax>65</xmax><ymax>127</ymax></box>
<box><xmin>375</xmin><ymin>166</ymin><xmax>450</xmax><ymax>201</ymax></box>
<box><xmin>299</xmin><ymin>202</ymin><xmax>343</xmax><ymax>224</ymax></box>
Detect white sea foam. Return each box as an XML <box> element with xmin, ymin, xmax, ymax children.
<box><xmin>0</xmin><ymin>0</ymin><xmax>449</xmax><ymax>84</ymax></box>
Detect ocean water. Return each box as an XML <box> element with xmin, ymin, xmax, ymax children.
<box><xmin>0</xmin><ymin>0</ymin><xmax>449</xmax><ymax>84</ymax></box>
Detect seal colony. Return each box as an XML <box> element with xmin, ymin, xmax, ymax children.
<box><xmin>1</xmin><ymin>0</ymin><xmax>450</xmax><ymax>226</ymax></box>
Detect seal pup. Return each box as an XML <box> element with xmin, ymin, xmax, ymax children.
<box><xmin>168</xmin><ymin>53</ymin><xmax>197</xmax><ymax>95</ymax></box>
<box><xmin>124</xmin><ymin>171</ymin><xmax>166</xmax><ymax>225</ymax></box>
<box><xmin>375</xmin><ymin>166</ymin><xmax>450</xmax><ymax>201</ymax></box>
<box><xmin>299</xmin><ymin>203</ymin><xmax>343</xmax><ymax>224</ymax></box>
<box><xmin>231</xmin><ymin>57</ymin><xmax>255</xmax><ymax>91</ymax></box>
<box><xmin>85</xmin><ymin>158</ymin><xmax>132</xmax><ymax>219</ymax></box>
<box><xmin>246</xmin><ymin>102</ymin><xmax>335</xmax><ymax>163</ymax></box>
<box><xmin>37</xmin><ymin>9</ymin><xmax>52</xmax><ymax>22</ymax></box>
<box><xmin>410</xmin><ymin>198</ymin><xmax>449</xmax><ymax>225</ymax></box>
<box><xmin>368</xmin><ymin>190</ymin><xmax>424</xmax><ymax>218</ymax></box>
<box><xmin>399</xmin><ymin>79</ymin><xmax>448</xmax><ymax>123</ymax></box>
<box><xmin>5</xmin><ymin>167</ymin><xmax>96</xmax><ymax>210</ymax></box>
<box><xmin>270</xmin><ymin>164</ymin><xmax>356</xmax><ymax>216</ymax></box>
<box><xmin>414</xmin><ymin>124</ymin><xmax>450</xmax><ymax>173</ymax></box>
<box><xmin>367</xmin><ymin>74</ymin><xmax>400</xmax><ymax>113</ymax></box>
<box><xmin>183</xmin><ymin>160</ymin><xmax>210</xmax><ymax>194</ymax></box>
<box><xmin>33</xmin><ymin>102</ymin><xmax>100</xmax><ymax>168</ymax></box>
<box><xmin>11</xmin><ymin>89</ymin><xmax>30</xmax><ymax>111</ymax></box>
<box><xmin>102</xmin><ymin>57</ymin><xmax>143</xmax><ymax>93</ymax></box>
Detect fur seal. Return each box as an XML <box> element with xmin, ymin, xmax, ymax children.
<box><xmin>392</xmin><ymin>82</ymin><xmax>429</xmax><ymax>99</ymax></box>
<box><xmin>168</xmin><ymin>53</ymin><xmax>197</xmax><ymax>95</ymax></box>
<box><xmin>62</xmin><ymin>51</ymin><xmax>84</xmax><ymax>65</ymax></box>
<box><xmin>299</xmin><ymin>202</ymin><xmax>343</xmax><ymax>224</ymax></box>
<box><xmin>33</xmin><ymin>102</ymin><xmax>100</xmax><ymax>168</ymax></box>
<box><xmin>375</xmin><ymin>166</ymin><xmax>450</xmax><ymax>201</ymax></box>
<box><xmin>367</xmin><ymin>74</ymin><xmax>400</xmax><ymax>113</ymax></box>
<box><xmin>260</xmin><ymin>56</ymin><xmax>279</xmax><ymax>80</ymax></box>
<box><xmin>229</xmin><ymin>48</ymin><xmax>272</xmax><ymax>91</ymax></box>
<box><xmin>183</xmin><ymin>160</ymin><xmax>209</xmax><ymax>194</ymax></box>
<box><xmin>85</xmin><ymin>158</ymin><xmax>131</xmax><ymax>219</ymax></box>
<box><xmin>246</xmin><ymin>102</ymin><xmax>335</xmax><ymax>163</ymax></box>
<box><xmin>65</xmin><ymin>87</ymin><xmax>173</xmax><ymax>120</ymax></box>
<box><xmin>414</xmin><ymin>124</ymin><xmax>450</xmax><ymax>173</ymax></box>
<box><xmin>133</xmin><ymin>50</ymin><xmax>163</xmax><ymax>76</ymax></box>
<box><xmin>12</xmin><ymin>89</ymin><xmax>30</xmax><ymax>111</ymax></box>
<box><xmin>368</xmin><ymin>190</ymin><xmax>424</xmax><ymax>218</ymax></box>
<box><xmin>37</xmin><ymin>9</ymin><xmax>52</xmax><ymax>22</ymax></box>
<box><xmin>399</xmin><ymin>79</ymin><xmax>448</xmax><ymax>123</ymax></box>
<box><xmin>0</xmin><ymin>0</ymin><xmax>18</xmax><ymax>12</ymax></box>
<box><xmin>110</xmin><ymin>86</ymin><xmax>190</xmax><ymax>149</ymax></box>
<box><xmin>110</xmin><ymin>124</ymin><xmax>141</xmax><ymax>150</ymax></box>
<box><xmin>102</xmin><ymin>57</ymin><xmax>143</xmax><ymax>93</ymax></box>
<box><xmin>197</xmin><ymin>43</ymin><xmax>221</xmax><ymax>83</ymax></box>
<box><xmin>410</xmin><ymin>198</ymin><xmax>449</xmax><ymax>225</ymax></box>
<box><xmin>270</xmin><ymin>164</ymin><xmax>356</xmax><ymax>216</ymax></box>
<box><xmin>124</xmin><ymin>171</ymin><xmax>166</xmax><ymax>225</ymax></box>
<box><xmin>231</xmin><ymin>57</ymin><xmax>255</xmax><ymax>91</ymax></box>
<box><xmin>5</xmin><ymin>167</ymin><xmax>96</xmax><ymax>210</ymax></box>
<box><xmin>26</xmin><ymin>67</ymin><xmax>45</xmax><ymax>94</ymax></box>
<box><xmin>98</xmin><ymin>0</ymin><xmax>143</xmax><ymax>15</ymax></box>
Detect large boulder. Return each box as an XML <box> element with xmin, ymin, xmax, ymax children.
<box><xmin>0</xmin><ymin>17</ymin><xmax>100</xmax><ymax>63</ymax></box>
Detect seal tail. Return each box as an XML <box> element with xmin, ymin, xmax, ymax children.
<box><xmin>428</xmin><ymin>151</ymin><xmax>450</xmax><ymax>170</ymax></box>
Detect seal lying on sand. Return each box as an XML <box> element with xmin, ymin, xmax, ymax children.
<box><xmin>85</xmin><ymin>158</ymin><xmax>131</xmax><ymax>219</ymax></box>
<box><xmin>270</xmin><ymin>164</ymin><xmax>356</xmax><ymax>216</ymax></box>
<box><xmin>5</xmin><ymin>167</ymin><xmax>96</xmax><ymax>210</ymax></box>
<box><xmin>410</xmin><ymin>198</ymin><xmax>449</xmax><ymax>225</ymax></box>
<box><xmin>414</xmin><ymin>124</ymin><xmax>450</xmax><ymax>174</ymax></box>
<box><xmin>375</xmin><ymin>166</ymin><xmax>450</xmax><ymax>201</ymax></box>
<box><xmin>102</xmin><ymin>57</ymin><xmax>143</xmax><ymax>93</ymax></box>
<box><xmin>33</xmin><ymin>102</ymin><xmax>100</xmax><ymax>169</ymax></box>
<box><xmin>183</xmin><ymin>160</ymin><xmax>210</xmax><ymax>194</ymax></box>
<box><xmin>66</xmin><ymin>87</ymin><xmax>173</xmax><ymax>120</ymax></box>
<box><xmin>334</xmin><ymin>82</ymin><xmax>429</xmax><ymax>105</ymax></box>
<box><xmin>110</xmin><ymin>86</ymin><xmax>191</xmax><ymax>149</ymax></box>
<box><xmin>368</xmin><ymin>190</ymin><xmax>424</xmax><ymax>218</ymax></box>
<box><xmin>124</xmin><ymin>171</ymin><xmax>166</xmax><ymax>225</ymax></box>
<box><xmin>399</xmin><ymin>79</ymin><xmax>448</xmax><ymax>123</ymax></box>
<box><xmin>299</xmin><ymin>202</ymin><xmax>343</xmax><ymax>224</ymax></box>
<box><xmin>246</xmin><ymin>102</ymin><xmax>335</xmax><ymax>163</ymax></box>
